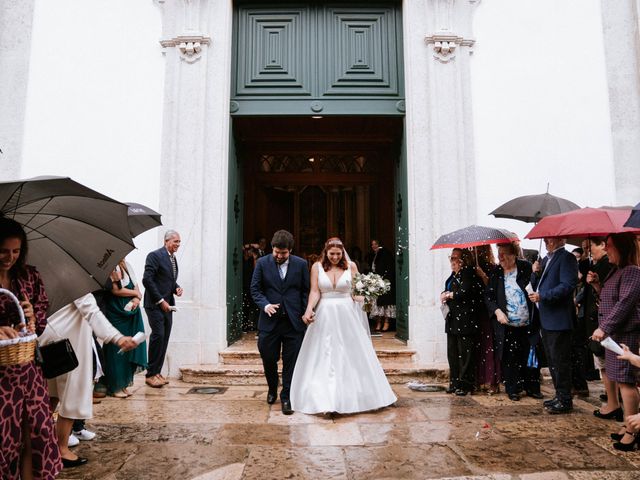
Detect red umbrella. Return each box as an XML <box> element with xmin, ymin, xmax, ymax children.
<box><xmin>525</xmin><ymin>207</ymin><xmax>640</xmax><ymax>239</ymax></box>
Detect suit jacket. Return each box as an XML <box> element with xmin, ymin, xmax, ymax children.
<box><xmin>250</xmin><ymin>254</ymin><xmax>310</xmax><ymax>333</ymax></box>
<box><xmin>484</xmin><ymin>259</ymin><xmax>539</xmax><ymax>358</ymax></box>
<box><xmin>443</xmin><ymin>265</ymin><xmax>482</xmax><ymax>335</ymax></box>
<box><xmin>143</xmin><ymin>247</ymin><xmax>180</xmax><ymax>309</ymax></box>
<box><xmin>532</xmin><ymin>248</ymin><xmax>577</xmax><ymax>331</ymax></box>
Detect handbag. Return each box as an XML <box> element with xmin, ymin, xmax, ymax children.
<box><xmin>36</xmin><ymin>321</ymin><xmax>79</xmax><ymax>379</ymax></box>
<box><xmin>440</xmin><ymin>303</ymin><xmax>450</xmax><ymax>319</ymax></box>
<box><xmin>37</xmin><ymin>338</ymin><xmax>78</xmax><ymax>379</ymax></box>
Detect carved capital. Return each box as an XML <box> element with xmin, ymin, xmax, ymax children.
<box><xmin>424</xmin><ymin>33</ymin><xmax>475</xmax><ymax>63</ymax></box>
<box><xmin>160</xmin><ymin>35</ymin><xmax>211</xmax><ymax>63</ymax></box>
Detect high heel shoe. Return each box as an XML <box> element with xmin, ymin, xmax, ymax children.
<box><xmin>593</xmin><ymin>407</ymin><xmax>624</xmax><ymax>421</ymax></box>
<box><xmin>611</xmin><ymin>425</ymin><xmax>627</xmax><ymax>441</ymax></box>
<box><xmin>613</xmin><ymin>431</ymin><xmax>639</xmax><ymax>451</ymax></box>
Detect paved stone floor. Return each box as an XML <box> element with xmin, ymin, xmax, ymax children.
<box><xmin>58</xmin><ymin>378</ymin><xmax>640</xmax><ymax>480</ymax></box>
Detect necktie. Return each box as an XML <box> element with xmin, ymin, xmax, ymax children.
<box><xmin>170</xmin><ymin>255</ymin><xmax>177</xmax><ymax>278</ymax></box>
<box><xmin>279</xmin><ymin>264</ymin><xmax>285</xmax><ymax>280</ymax></box>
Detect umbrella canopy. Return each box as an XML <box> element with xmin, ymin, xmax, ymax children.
<box><xmin>125</xmin><ymin>202</ymin><xmax>162</xmax><ymax>237</ymax></box>
<box><xmin>431</xmin><ymin>225</ymin><xmax>519</xmax><ymax>250</ymax></box>
<box><xmin>0</xmin><ymin>176</ymin><xmax>136</xmax><ymax>314</ymax></box>
<box><xmin>525</xmin><ymin>207</ymin><xmax>640</xmax><ymax>240</ymax></box>
<box><xmin>490</xmin><ymin>192</ymin><xmax>580</xmax><ymax>223</ymax></box>
<box><xmin>624</xmin><ymin>203</ymin><xmax>640</xmax><ymax>228</ymax></box>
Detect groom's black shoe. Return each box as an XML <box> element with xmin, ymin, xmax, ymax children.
<box><xmin>267</xmin><ymin>390</ymin><xmax>277</xmax><ymax>405</ymax></box>
<box><xmin>281</xmin><ymin>400</ymin><xmax>294</xmax><ymax>415</ymax></box>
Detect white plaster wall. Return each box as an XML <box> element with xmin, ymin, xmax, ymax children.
<box><xmin>21</xmin><ymin>0</ymin><xmax>165</xmax><ymax>278</ymax></box>
<box><xmin>471</xmin><ymin>0</ymin><xmax>616</xmax><ymax>254</ymax></box>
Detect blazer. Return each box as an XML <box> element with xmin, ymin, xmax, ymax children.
<box><xmin>142</xmin><ymin>247</ymin><xmax>180</xmax><ymax>309</ymax></box>
<box><xmin>484</xmin><ymin>259</ymin><xmax>539</xmax><ymax>358</ymax></box>
<box><xmin>250</xmin><ymin>254</ymin><xmax>310</xmax><ymax>333</ymax></box>
<box><xmin>443</xmin><ymin>265</ymin><xmax>482</xmax><ymax>335</ymax></box>
<box><xmin>531</xmin><ymin>248</ymin><xmax>578</xmax><ymax>331</ymax></box>
<box><xmin>599</xmin><ymin>265</ymin><xmax>640</xmax><ymax>336</ymax></box>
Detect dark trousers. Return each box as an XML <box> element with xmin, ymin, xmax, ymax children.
<box><xmin>257</xmin><ymin>313</ymin><xmax>304</xmax><ymax>401</ymax></box>
<box><xmin>570</xmin><ymin>317</ymin><xmax>589</xmax><ymax>391</ymax></box>
<box><xmin>146</xmin><ymin>307</ymin><xmax>173</xmax><ymax>377</ymax></box>
<box><xmin>502</xmin><ymin>326</ymin><xmax>529</xmax><ymax>394</ymax></box>
<box><xmin>447</xmin><ymin>333</ymin><xmax>476</xmax><ymax>392</ymax></box>
<box><xmin>541</xmin><ymin>328</ymin><xmax>573</xmax><ymax>403</ymax></box>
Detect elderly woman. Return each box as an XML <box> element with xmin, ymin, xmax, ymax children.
<box><xmin>0</xmin><ymin>217</ymin><xmax>62</xmax><ymax>479</ymax></box>
<box><xmin>44</xmin><ymin>293</ymin><xmax>137</xmax><ymax>468</ymax></box>
<box><xmin>441</xmin><ymin>248</ymin><xmax>482</xmax><ymax>396</ymax></box>
<box><xmin>590</xmin><ymin>232</ymin><xmax>640</xmax><ymax>451</ymax></box>
<box><xmin>485</xmin><ymin>242</ymin><xmax>541</xmax><ymax>401</ymax></box>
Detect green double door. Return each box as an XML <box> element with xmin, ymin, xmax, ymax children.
<box><xmin>226</xmin><ymin>1</ymin><xmax>408</xmax><ymax>344</ymax></box>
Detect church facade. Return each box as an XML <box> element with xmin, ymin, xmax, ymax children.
<box><xmin>2</xmin><ymin>0</ymin><xmax>640</xmax><ymax>375</ymax></box>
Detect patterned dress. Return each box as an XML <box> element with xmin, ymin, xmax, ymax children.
<box><xmin>599</xmin><ymin>265</ymin><xmax>640</xmax><ymax>384</ymax></box>
<box><xmin>0</xmin><ymin>266</ymin><xmax>62</xmax><ymax>479</ymax></box>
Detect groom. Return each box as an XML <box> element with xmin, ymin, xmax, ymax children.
<box><xmin>250</xmin><ymin>230</ymin><xmax>310</xmax><ymax>415</ymax></box>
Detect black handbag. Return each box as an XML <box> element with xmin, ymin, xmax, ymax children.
<box><xmin>36</xmin><ymin>338</ymin><xmax>79</xmax><ymax>379</ymax></box>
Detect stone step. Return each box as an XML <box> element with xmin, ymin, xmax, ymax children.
<box><xmin>180</xmin><ymin>363</ymin><xmax>448</xmax><ymax>385</ymax></box>
<box><xmin>218</xmin><ymin>348</ymin><xmax>417</xmax><ymax>365</ymax></box>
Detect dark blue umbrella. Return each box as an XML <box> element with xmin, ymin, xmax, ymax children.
<box><xmin>431</xmin><ymin>225</ymin><xmax>518</xmax><ymax>250</ymax></box>
<box><xmin>624</xmin><ymin>203</ymin><xmax>640</xmax><ymax>228</ymax></box>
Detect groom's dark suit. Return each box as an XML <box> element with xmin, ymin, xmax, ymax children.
<box><xmin>251</xmin><ymin>254</ymin><xmax>309</xmax><ymax>401</ymax></box>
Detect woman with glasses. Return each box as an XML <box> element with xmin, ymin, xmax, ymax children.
<box><xmin>441</xmin><ymin>248</ymin><xmax>483</xmax><ymax>396</ymax></box>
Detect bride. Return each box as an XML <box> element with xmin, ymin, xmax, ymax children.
<box><xmin>290</xmin><ymin>238</ymin><xmax>397</xmax><ymax>414</ymax></box>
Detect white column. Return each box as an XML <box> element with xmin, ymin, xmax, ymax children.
<box><xmin>0</xmin><ymin>0</ymin><xmax>35</xmax><ymax>181</ymax></box>
<box><xmin>403</xmin><ymin>0</ymin><xmax>480</xmax><ymax>365</ymax></box>
<box><xmin>600</xmin><ymin>0</ymin><xmax>640</xmax><ymax>205</ymax></box>
<box><xmin>156</xmin><ymin>0</ymin><xmax>233</xmax><ymax>375</ymax></box>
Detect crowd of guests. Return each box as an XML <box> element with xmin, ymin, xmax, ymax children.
<box><xmin>441</xmin><ymin>233</ymin><xmax>640</xmax><ymax>451</ymax></box>
<box><xmin>0</xmin><ymin>218</ymin><xmax>181</xmax><ymax>478</ymax></box>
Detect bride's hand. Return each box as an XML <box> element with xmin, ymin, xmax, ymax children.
<box><xmin>302</xmin><ymin>311</ymin><xmax>315</xmax><ymax>325</ymax></box>
<box><xmin>352</xmin><ymin>295</ymin><xmax>364</xmax><ymax>303</ymax></box>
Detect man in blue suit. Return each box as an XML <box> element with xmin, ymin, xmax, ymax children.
<box><xmin>251</xmin><ymin>230</ymin><xmax>310</xmax><ymax>415</ymax></box>
<box><xmin>143</xmin><ymin>230</ymin><xmax>183</xmax><ymax>388</ymax></box>
<box><xmin>529</xmin><ymin>237</ymin><xmax>578</xmax><ymax>413</ymax></box>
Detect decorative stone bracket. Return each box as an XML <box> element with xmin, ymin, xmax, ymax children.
<box><xmin>424</xmin><ymin>33</ymin><xmax>475</xmax><ymax>63</ymax></box>
<box><xmin>160</xmin><ymin>35</ymin><xmax>211</xmax><ymax>63</ymax></box>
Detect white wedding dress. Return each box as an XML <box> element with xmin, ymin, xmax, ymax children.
<box><xmin>290</xmin><ymin>263</ymin><xmax>397</xmax><ymax>414</ymax></box>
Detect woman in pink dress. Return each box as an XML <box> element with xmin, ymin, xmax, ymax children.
<box><xmin>0</xmin><ymin>217</ymin><xmax>62</xmax><ymax>479</ymax></box>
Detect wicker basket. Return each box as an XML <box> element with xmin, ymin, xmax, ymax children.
<box><xmin>0</xmin><ymin>288</ymin><xmax>36</xmax><ymax>366</ymax></box>
<box><xmin>0</xmin><ymin>339</ymin><xmax>36</xmax><ymax>366</ymax></box>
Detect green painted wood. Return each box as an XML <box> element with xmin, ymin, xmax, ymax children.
<box><xmin>232</xmin><ymin>2</ymin><xmax>404</xmax><ymax>115</ymax></box>
<box><xmin>394</xmin><ymin>122</ymin><xmax>409</xmax><ymax>342</ymax></box>
<box><xmin>227</xmin><ymin>124</ymin><xmax>244</xmax><ymax>344</ymax></box>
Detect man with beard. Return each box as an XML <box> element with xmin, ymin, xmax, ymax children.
<box><xmin>251</xmin><ymin>230</ymin><xmax>310</xmax><ymax>415</ymax></box>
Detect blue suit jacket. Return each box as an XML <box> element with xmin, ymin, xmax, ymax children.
<box><xmin>143</xmin><ymin>247</ymin><xmax>180</xmax><ymax>309</ymax></box>
<box><xmin>250</xmin><ymin>254</ymin><xmax>310</xmax><ymax>332</ymax></box>
<box><xmin>532</xmin><ymin>248</ymin><xmax>578</xmax><ymax>331</ymax></box>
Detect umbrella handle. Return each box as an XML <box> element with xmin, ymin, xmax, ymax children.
<box><xmin>0</xmin><ymin>288</ymin><xmax>27</xmax><ymax>332</ymax></box>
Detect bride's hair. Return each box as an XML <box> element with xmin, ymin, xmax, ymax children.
<box><xmin>321</xmin><ymin>237</ymin><xmax>349</xmax><ymax>271</ymax></box>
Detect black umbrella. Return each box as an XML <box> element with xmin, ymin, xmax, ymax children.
<box><xmin>490</xmin><ymin>192</ymin><xmax>580</xmax><ymax>223</ymax></box>
<box><xmin>624</xmin><ymin>203</ymin><xmax>640</xmax><ymax>228</ymax></box>
<box><xmin>431</xmin><ymin>225</ymin><xmax>518</xmax><ymax>250</ymax></box>
<box><xmin>0</xmin><ymin>176</ymin><xmax>136</xmax><ymax>314</ymax></box>
<box><xmin>125</xmin><ymin>202</ymin><xmax>162</xmax><ymax>237</ymax></box>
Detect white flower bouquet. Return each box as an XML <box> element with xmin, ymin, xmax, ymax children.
<box><xmin>351</xmin><ymin>272</ymin><xmax>391</xmax><ymax>313</ymax></box>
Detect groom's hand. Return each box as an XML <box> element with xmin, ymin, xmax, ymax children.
<box><xmin>265</xmin><ymin>304</ymin><xmax>280</xmax><ymax>317</ymax></box>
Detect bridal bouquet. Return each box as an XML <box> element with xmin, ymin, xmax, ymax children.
<box><xmin>352</xmin><ymin>272</ymin><xmax>391</xmax><ymax>313</ymax></box>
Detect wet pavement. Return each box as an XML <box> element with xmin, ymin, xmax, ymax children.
<box><xmin>58</xmin><ymin>378</ymin><xmax>640</xmax><ymax>479</ymax></box>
